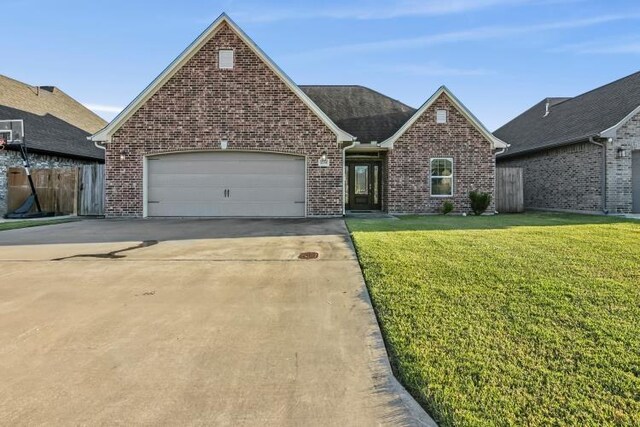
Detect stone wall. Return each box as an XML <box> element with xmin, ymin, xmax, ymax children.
<box><xmin>0</xmin><ymin>150</ymin><xmax>93</xmax><ymax>214</ymax></box>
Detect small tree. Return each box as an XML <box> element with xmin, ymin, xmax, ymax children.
<box><xmin>441</xmin><ymin>200</ymin><xmax>454</xmax><ymax>215</ymax></box>
<box><xmin>469</xmin><ymin>191</ymin><xmax>491</xmax><ymax>216</ymax></box>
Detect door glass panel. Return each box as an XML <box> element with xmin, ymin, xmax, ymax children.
<box><xmin>344</xmin><ymin>165</ymin><xmax>349</xmax><ymax>205</ymax></box>
<box><xmin>355</xmin><ymin>165</ymin><xmax>369</xmax><ymax>195</ymax></box>
<box><xmin>373</xmin><ymin>165</ymin><xmax>379</xmax><ymax>204</ymax></box>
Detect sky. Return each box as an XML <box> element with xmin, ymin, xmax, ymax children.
<box><xmin>3</xmin><ymin>0</ymin><xmax>640</xmax><ymax>130</ymax></box>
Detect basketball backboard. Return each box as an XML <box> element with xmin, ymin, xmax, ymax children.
<box><xmin>0</xmin><ymin>119</ymin><xmax>25</xmax><ymax>144</ymax></box>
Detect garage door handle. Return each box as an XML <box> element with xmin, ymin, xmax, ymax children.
<box><xmin>294</xmin><ymin>201</ymin><xmax>305</xmax><ymax>204</ymax></box>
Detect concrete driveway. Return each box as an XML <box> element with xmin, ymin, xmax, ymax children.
<box><xmin>0</xmin><ymin>219</ymin><xmax>433</xmax><ymax>426</ymax></box>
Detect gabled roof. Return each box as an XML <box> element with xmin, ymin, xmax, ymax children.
<box><xmin>495</xmin><ymin>70</ymin><xmax>640</xmax><ymax>157</ymax></box>
<box><xmin>90</xmin><ymin>13</ymin><xmax>354</xmax><ymax>143</ymax></box>
<box><xmin>379</xmin><ymin>86</ymin><xmax>507</xmax><ymax>149</ymax></box>
<box><xmin>300</xmin><ymin>85</ymin><xmax>416</xmax><ymax>143</ymax></box>
<box><xmin>0</xmin><ymin>75</ymin><xmax>106</xmax><ymax>160</ymax></box>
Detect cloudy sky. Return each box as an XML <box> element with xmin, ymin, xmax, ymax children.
<box><xmin>4</xmin><ymin>0</ymin><xmax>639</xmax><ymax>130</ymax></box>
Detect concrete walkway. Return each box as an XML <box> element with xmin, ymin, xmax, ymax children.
<box><xmin>0</xmin><ymin>219</ymin><xmax>435</xmax><ymax>426</ymax></box>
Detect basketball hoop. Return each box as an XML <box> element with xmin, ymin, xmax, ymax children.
<box><xmin>0</xmin><ymin>119</ymin><xmax>24</xmax><ymax>150</ymax></box>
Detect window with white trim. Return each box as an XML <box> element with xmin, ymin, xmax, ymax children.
<box><xmin>430</xmin><ymin>158</ymin><xmax>453</xmax><ymax>196</ymax></box>
<box><xmin>219</xmin><ymin>49</ymin><xmax>234</xmax><ymax>69</ymax></box>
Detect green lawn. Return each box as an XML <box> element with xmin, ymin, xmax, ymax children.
<box><xmin>0</xmin><ymin>218</ymin><xmax>74</xmax><ymax>231</ymax></box>
<box><xmin>347</xmin><ymin>212</ymin><xmax>640</xmax><ymax>426</ymax></box>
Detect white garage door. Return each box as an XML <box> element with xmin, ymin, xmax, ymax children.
<box><xmin>147</xmin><ymin>152</ymin><xmax>305</xmax><ymax>217</ymax></box>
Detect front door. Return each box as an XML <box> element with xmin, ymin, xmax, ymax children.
<box><xmin>346</xmin><ymin>162</ymin><xmax>381</xmax><ymax>211</ymax></box>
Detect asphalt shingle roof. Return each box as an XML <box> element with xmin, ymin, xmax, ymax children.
<box><xmin>300</xmin><ymin>85</ymin><xmax>416</xmax><ymax>143</ymax></box>
<box><xmin>0</xmin><ymin>75</ymin><xmax>106</xmax><ymax>161</ymax></box>
<box><xmin>494</xmin><ymin>71</ymin><xmax>640</xmax><ymax>158</ymax></box>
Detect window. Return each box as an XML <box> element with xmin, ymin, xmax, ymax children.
<box><xmin>430</xmin><ymin>158</ymin><xmax>453</xmax><ymax>196</ymax></box>
<box><xmin>219</xmin><ymin>49</ymin><xmax>234</xmax><ymax>69</ymax></box>
<box><xmin>436</xmin><ymin>109</ymin><xmax>447</xmax><ymax>124</ymax></box>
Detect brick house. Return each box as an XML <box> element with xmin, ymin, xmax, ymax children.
<box><xmin>90</xmin><ymin>13</ymin><xmax>506</xmax><ymax>218</ymax></box>
<box><xmin>0</xmin><ymin>75</ymin><xmax>106</xmax><ymax>214</ymax></box>
<box><xmin>495</xmin><ymin>71</ymin><xmax>640</xmax><ymax>214</ymax></box>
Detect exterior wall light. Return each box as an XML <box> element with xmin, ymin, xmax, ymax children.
<box><xmin>318</xmin><ymin>151</ymin><xmax>330</xmax><ymax>167</ymax></box>
<box><xmin>616</xmin><ymin>147</ymin><xmax>627</xmax><ymax>158</ymax></box>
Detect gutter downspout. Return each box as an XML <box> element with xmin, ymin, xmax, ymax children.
<box><xmin>588</xmin><ymin>136</ymin><xmax>611</xmax><ymax>214</ymax></box>
<box><xmin>342</xmin><ymin>140</ymin><xmax>357</xmax><ymax>216</ymax></box>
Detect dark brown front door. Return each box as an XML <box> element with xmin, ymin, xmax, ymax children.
<box><xmin>346</xmin><ymin>162</ymin><xmax>381</xmax><ymax>211</ymax></box>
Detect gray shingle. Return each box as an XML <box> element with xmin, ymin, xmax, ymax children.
<box><xmin>300</xmin><ymin>85</ymin><xmax>416</xmax><ymax>142</ymax></box>
<box><xmin>0</xmin><ymin>75</ymin><xmax>106</xmax><ymax>161</ymax></box>
<box><xmin>495</xmin><ymin>70</ymin><xmax>640</xmax><ymax>157</ymax></box>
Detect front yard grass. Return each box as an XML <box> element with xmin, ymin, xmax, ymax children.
<box><xmin>347</xmin><ymin>212</ymin><xmax>640</xmax><ymax>426</ymax></box>
<box><xmin>0</xmin><ymin>218</ymin><xmax>74</xmax><ymax>232</ymax></box>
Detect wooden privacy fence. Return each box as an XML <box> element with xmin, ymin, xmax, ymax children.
<box><xmin>77</xmin><ymin>164</ymin><xmax>105</xmax><ymax>216</ymax></box>
<box><xmin>496</xmin><ymin>167</ymin><xmax>524</xmax><ymax>213</ymax></box>
<box><xmin>6</xmin><ymin>164</ymin><xmax>105</xmax><ymax>216</ymax></box>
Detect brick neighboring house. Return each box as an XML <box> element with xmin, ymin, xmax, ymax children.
<box><xmin>495</xmin><ymin>71</ymin><xmax>640</xmax><ymax>214</ymax></box>
<box><xmin>0</xmin><ymin>75</ymin><xmax>106</xmax><ymax>214</ymax></box>
<box><xmin>90</xmin><ymin>14</ymin><xmax>506</xmax><ymax>218</ymax></box>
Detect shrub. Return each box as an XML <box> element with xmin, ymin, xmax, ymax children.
<box><xmin>469</xmin><ymin>191</ymin><xmax>491</xmax><ymax>215</ymax></box>
<box><xmin>441</xmin><ymin>200</ymin><xmax>454</xmax><ymax>215</ymax></box>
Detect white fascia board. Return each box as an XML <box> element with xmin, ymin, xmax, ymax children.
<box><xmin>90</xmin><ymin>13</ymin><xmax>354</xmax><ymax>143</ymax></box>
<box><xmin>600</xmin><ymin>104</ymin><xmax>640</xmax><ymax>139</ymax></box>
<box><xmin>379</xmin><ymin>86</ymin><xmax>507</xmax><ymax>150</ymax></box>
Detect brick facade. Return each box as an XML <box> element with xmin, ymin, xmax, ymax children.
<box><xmin>497</xmin><ymin>110</ymin><xmax>640</xmax><ymax>214</ymax></box>
<box><xmin>106</xmin><ymin>22</ymin><xmax>341</xmax><ymax>217</ymax></box>
<box><xmin>498</xmin><ymin>142</ymin><xmax>603</xmax><ymax>212</ymax></box>
<box><xmin>385</xmin><ymin>94</ymin><xmax>496</xmax><ymax>214</ymax></box>
<box><xmin>606</xmin><ymin>111</ymin><xmax>640</xmax><ymax>213</ymax></box>
<box><xmin>0</xmin><ymin>150</ymin><xmax>94</xmax><ymax>214</ymax></box>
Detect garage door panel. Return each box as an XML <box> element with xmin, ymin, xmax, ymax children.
<box><xmin>149</xmin><ymin>158</ymin><xmax>304</xmax><ymax>175</ymax></box>
<box><xmin>148</xmin><ymin>186</ymin><xmax>226</xmax><ymax>202</ymax></box>
<box><xmin>149</xmin><ymin>188</ymin><xmax>303</xmax><ymax>204</ymax></box>
<box><xmin>150</xmin><ymin>160</ymin><xmax>304</xmax><ymax>176</ymax></box>
<box><xmin>148</xmin><ymin>201</ymin><xmax>304</xmax><ymax>217</ymax></box>
<box><xmin>149</xmin><ymin>173</ymin><xmax>303</xmax><ymax>189</ymax></box>
<box><xmin>221</xmin><ymin>187</ymin><xmax>304</xmax><ymax>202</ymax></box>
<box><xmin>147</xmin><ymin>152</ymin><xmax>305</xmax><ymax>217</ymax></box>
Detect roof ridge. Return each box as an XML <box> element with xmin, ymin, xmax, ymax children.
<box><xmin>299</xmin><ymin>84</ymin><xmax>416</xmax><ymax>110</ymax></box>
<box><xmin>0</xmin><ymin>74</ymin><xmax>40</xmax><ymax>93</ymax></box>
<box><xmin>547</xmin><ymin>97</ymin><xmax>572</xmax><ymax>108</ymax></box>
<box><xmin>47</xmin><ymin>85</ymin><xmax>107</xmax><ymax>124</ymax></box>
<box><xmin>557</xmin><ymin>69</ymin><xmax>640</xmax><ymax>105</ymax></box>
<box><xmin>494</xmin><ymin>97</ymin><xmax>550</xmax><ymax>133</ymax></box>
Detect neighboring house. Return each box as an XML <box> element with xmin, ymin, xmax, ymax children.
<box><xmin>495</xmin><ymin>71</ymin><xmax>640</xmax><ymax>214</ymax></box>
<box><xmin>0</xmin><ymin>75</ymin><xmax>106</xmax><ymax>214</ymax></box>
<box><xmin>90</xmin><ymin>14</ymin><xmax>506</xmax><ymax>218</ymax></box>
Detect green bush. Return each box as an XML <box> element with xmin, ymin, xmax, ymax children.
<box><xmin>441</xmin><ymin>200</ymin><xmax>454</xmax><ymax>215</ymax></box>
<box><xmin>469</xmin><ymin>191</ymin><xmax>491</xmax><ymax>215</ymax></box>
